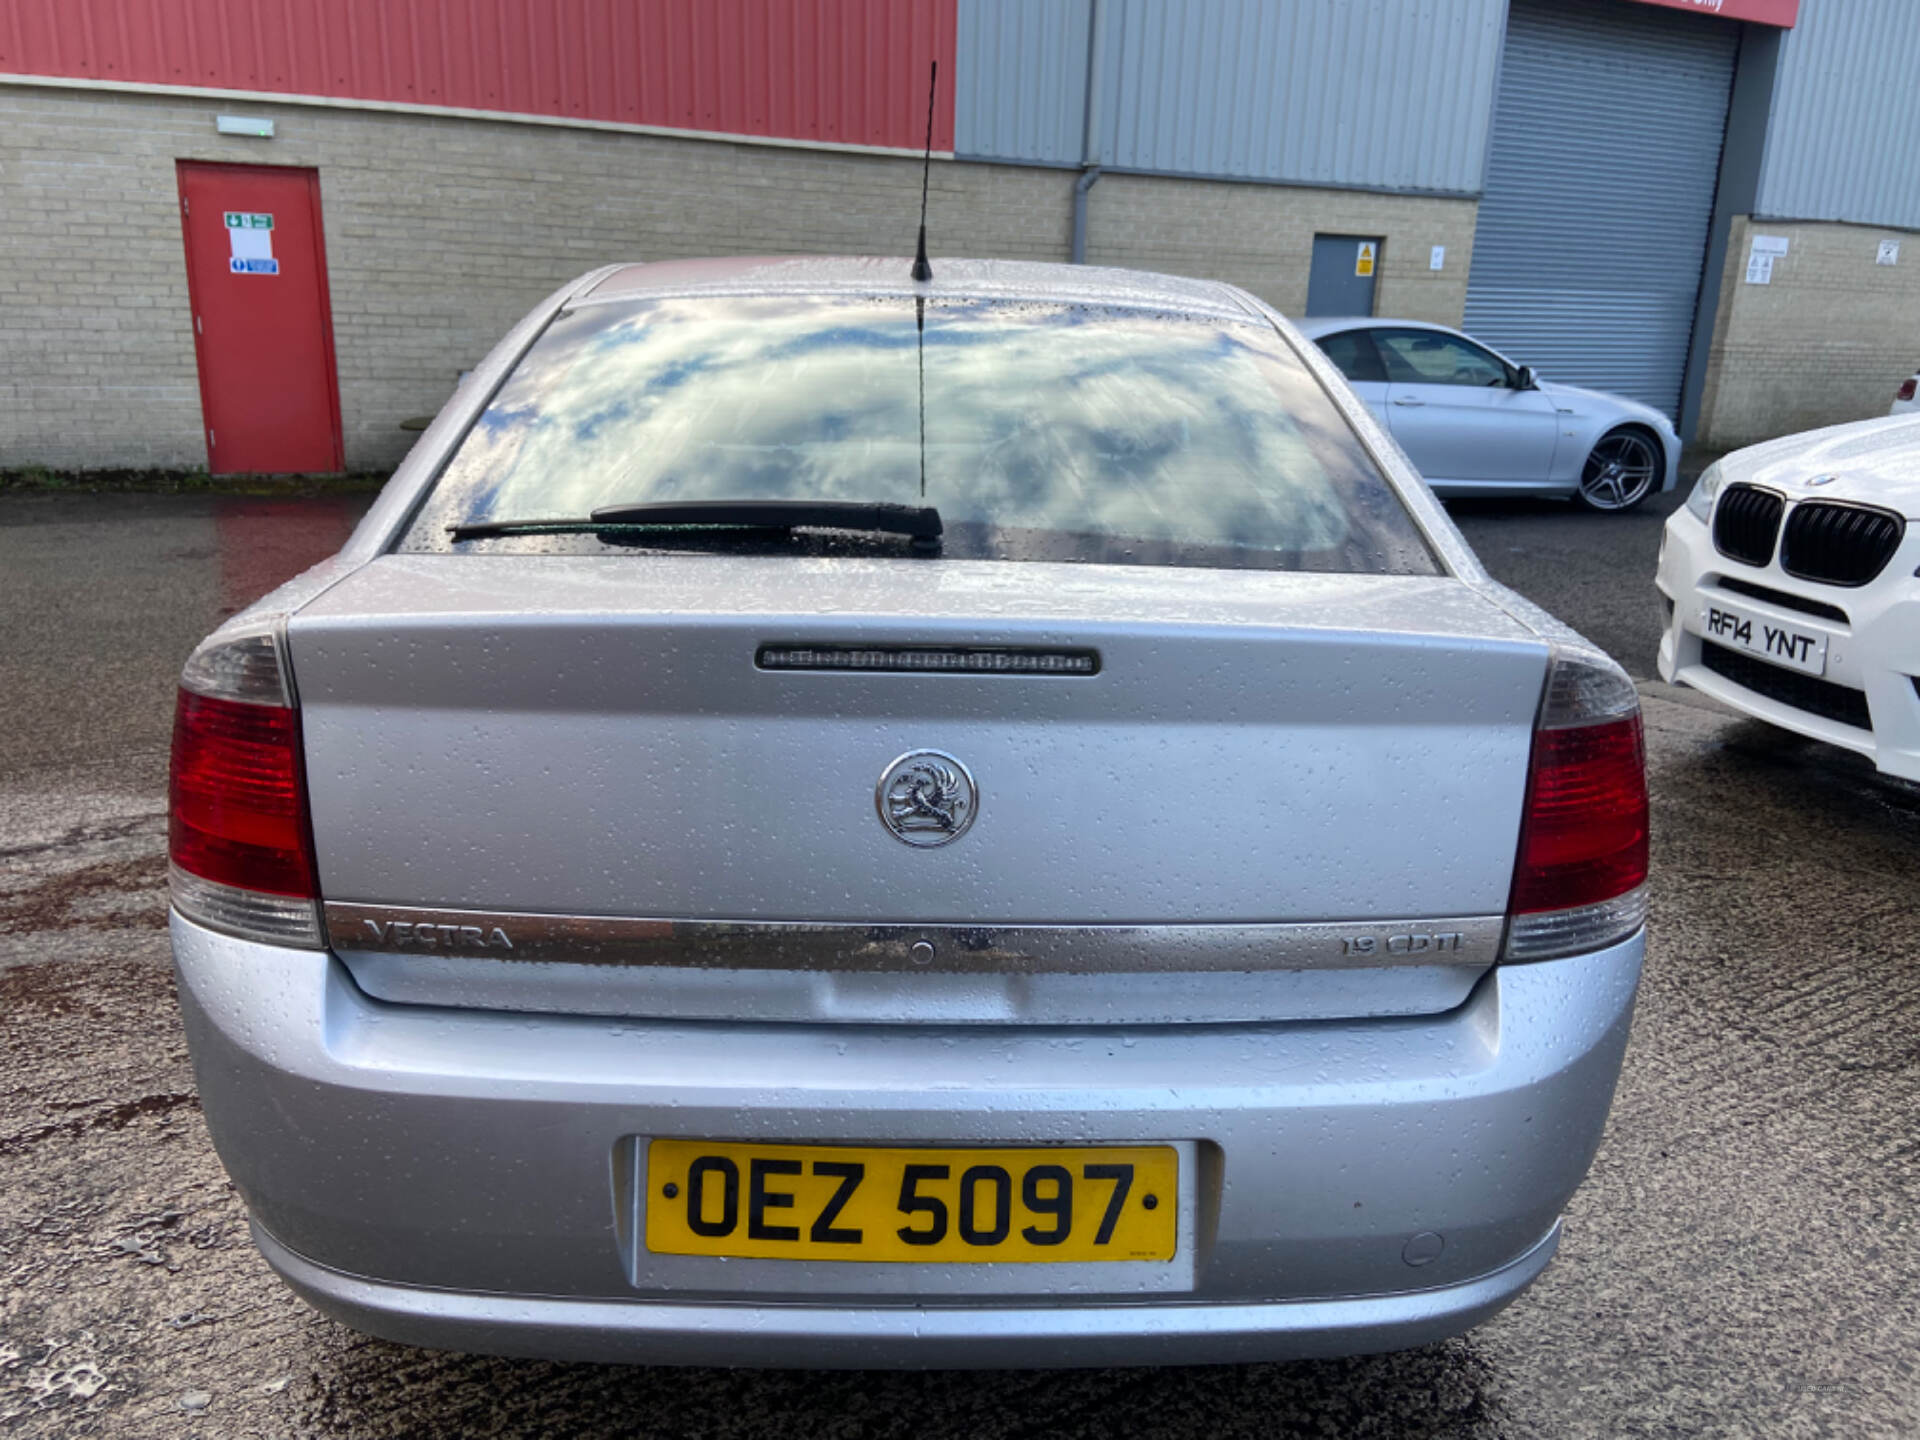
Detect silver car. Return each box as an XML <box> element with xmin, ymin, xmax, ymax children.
<box><xmin>169</xmin><ymin>258</ymin><xmax>1649</xmax><ymax>1367</ymax></box>
<box><xmin>1296</xmin><ymin>317</ymin><xmax>1682</xmax><ymax>511</ymax></box>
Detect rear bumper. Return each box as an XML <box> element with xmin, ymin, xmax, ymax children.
<box><xmin>254</xmin><ymin>1217</ymin><xmax>1561</xmax><ymax>1368</ymax></box>
<box><xmin>172</xmin><ymin>911</ymin><xmax>1642</xmax><ymax>1367</ymax></box>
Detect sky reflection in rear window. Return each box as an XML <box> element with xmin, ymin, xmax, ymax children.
<box><xmin>405</xmin><ymin>295</ymin><xmax>1436</xmax><ymax>574</ymax></box>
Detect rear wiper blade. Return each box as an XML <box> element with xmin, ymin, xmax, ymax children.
<box><xmin>450</xmin><ymin>499</ymin><xmax>943</xmax><ymax>552</ymax></box>
<box><xmin>594</xmin><ymin>499</ymin><xmax>942</xmax><ymax>546</ymax></box>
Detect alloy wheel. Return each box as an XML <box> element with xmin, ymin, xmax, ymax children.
<box><xmin>1578</xmin><ymin>431</ymin><xmax>1659</xmax><ymax>511</ymax></box>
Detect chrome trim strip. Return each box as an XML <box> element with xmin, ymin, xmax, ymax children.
<box><xmin>323</xmin><ymin>904</ymin><xmax>1503</xmax><ymax>974</ymax></box>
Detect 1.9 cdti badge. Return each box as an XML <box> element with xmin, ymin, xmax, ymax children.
<box><xmin>876</xmin><ymin>751</ymin><xmax>977</xmax><ymax>847</ymax></box>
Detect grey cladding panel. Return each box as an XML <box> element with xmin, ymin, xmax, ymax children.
<box><xmin>1758</xmin><ymin>0</ymin><xmax>1920</xmax><ymax>231</ymax></box>
<box><xmin>954</xmin><ymin>0</ymin><xmax>1092</xmax><ymax>164</ymax></box>
<box><xmin>1098</xmin><ymin>0</ymin><xmax>1503</xmax><ymax>190</ymax></box>
<box><xmin>955</xmin><ymin>0</ymin><xmax>1504</xmax><ymax>190</ymax></box>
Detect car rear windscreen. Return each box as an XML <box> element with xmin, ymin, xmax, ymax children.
<box><xmin>400</xmin><ymin>294</ymin><xmax>1438</xmax><ymax>575</ymax></box>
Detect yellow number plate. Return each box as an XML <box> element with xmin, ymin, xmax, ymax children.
<box><xmin>646</xmin><ymin>1140</ymin><xmax>1177</xmax><ymax>1263</ymax></box>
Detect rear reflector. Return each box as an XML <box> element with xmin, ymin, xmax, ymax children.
<box><xmin>168</xmin><ymin>861</ymin><xmax>323</xmax><ymax>947</ymax></box>
<box><xmin>1503</xmin><ymin>646</ymin><xmax>1649</xmax><ymax>962</ymax></box>
<box><xmin>168</xmin><ymin>626</ymin><xmax>323</xmax><ymax>947</ymax></box>
<box><xmin>1505</xmin><ymin>884</ymin><xmax>1647</xmax><ymax>964</ymax></box>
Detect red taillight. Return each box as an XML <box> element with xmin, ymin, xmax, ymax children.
<box><xmin>1510</xmin><ymin>714</ymin><xmax>1648</xmax><ymax>914</ymax></box>
<box><xmin>170</xmin><ymin>689</ymin><xmax>318</xmax><ymax>897</ymax></box>
<box><xmin>1897</xmin><ymin>377</ymin><xmax>1917</xmax><ymax>402</ymax></box>
<box><xmin>169</xmin><ymin>626</ymin><xmax>324</xmax><ymax>947</ymax></box>
<box><xmin>1502</xmin><ymin>646</ymin><xmax>1649</xmax><ymax>963</ymax></box>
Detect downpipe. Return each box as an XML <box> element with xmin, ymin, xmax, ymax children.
<box><xmin>1071</xmin><ymin>0</ymin><xmax>1105</xmax><ymax>265</ymax></box>
<box><xmin>1071</xmin><ymin>166</ymin><xmax>1102</xmax><ymax>265</ymax></box>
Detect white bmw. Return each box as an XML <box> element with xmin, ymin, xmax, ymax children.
<box><xmin>1657</xmin><ymin>414</ymin><xmax>1920</xmax><ymax>781</ymax></box>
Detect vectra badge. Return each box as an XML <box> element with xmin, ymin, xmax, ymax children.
<box><xmin>363</xmin><ymin>918</ymin><xmax>514</xmax><ymax>950</ymax></box>
<box><xmin>876</xmin><ymin>750</ymin><xmax>977</xmax><ymax>847</ymax></box>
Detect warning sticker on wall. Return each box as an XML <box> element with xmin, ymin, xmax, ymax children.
<box><xmin>225</xmin><ymin>212</ymin><xmax>279</xmax><ymax>275</ymax></box>
<box><xmin>1355</xmin><ymin>241</ymin><xmax>1377</xmax><ymax>278</ymax></box>
<box><xmin>1744</xmin><ymin>233</ymin><xmax>1787</xmax><ymax>285</ymax></box>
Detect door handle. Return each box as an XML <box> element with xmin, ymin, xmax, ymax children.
<box><xmin>1392</xmin><ymin>396</ymin><xmax>1425</xmax><ymax>407</ymax></box>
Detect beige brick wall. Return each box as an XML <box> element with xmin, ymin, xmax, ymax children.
<box><xmin>0</xmin><ymin>85</ymin><xmax>1075</xmax><ymax>472</ymax></box>
<box><xmin>0</xmin><ymin>83</ymin><xmax>1473</xmax><ymax>473</ymax></box>
<box><xmin>1086</xmin><ymin>172</ymin><xmax>1477</xmax><ymax>325</ymax></box>
<box><xmin>1697</xmin><ymin>215</ymin><xmax>1920</xmax><ymax>451</ymax></box>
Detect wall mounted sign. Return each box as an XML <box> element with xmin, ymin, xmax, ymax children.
<box><xmin>1745</xmin><ymin>233</ymin><xmax>1787</xmax><ymax>284</ymax></box>
<box><xmin>225</xmin><ymin>211</ymin><xmax>278</xmax><ymax>275</ymax></box>
<box><xmin>1624</xmin><ymin>0</ymin><xmax>1798</xmax><ymax>26</ymax></box>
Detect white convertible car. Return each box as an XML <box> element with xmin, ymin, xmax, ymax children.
<box><xmin>1657</xmin><ymin>413</ymin><xmax>1920</xmax><ymax>781</ymax></box>
<box><xmin>1299</xmin><ymin>318</ymin><xmax>1681</xmax><ymax>511</ymax></box>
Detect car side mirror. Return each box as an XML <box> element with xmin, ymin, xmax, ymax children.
<box><xmin>1514</xmin><ymin>365</ymin><xmax>1537</xmax><ymax>391</ymax></box>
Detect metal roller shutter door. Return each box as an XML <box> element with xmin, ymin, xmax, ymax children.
<box><xmin>1464</xmin><ymin>0</ymin><xmax>1737</xmax><ymax>418</ymax></box>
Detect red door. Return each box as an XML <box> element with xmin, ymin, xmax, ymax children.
<box><xmin>177</xmin><ymin>162</ymin><xmax>343</xmax><ymax>475</ymax></box>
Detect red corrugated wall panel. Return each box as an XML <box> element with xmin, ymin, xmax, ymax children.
<box><xmin>0</xmin><ymin>0</ymin><xmax>957</xmax><ymax>150</ymax></box>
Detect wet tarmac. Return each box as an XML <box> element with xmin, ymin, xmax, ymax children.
<box><xmin>2</xmin><ymin>488</ymin><xmax>1916</xmax><ymax>1438</ymax></box>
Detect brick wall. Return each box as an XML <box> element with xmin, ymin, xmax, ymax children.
<box><xmin>1697</xmin><ymin>215</ymin><xmax>1920</xmax><ymax>451</ymax></box>
<box><xmin>0</xmin><ymin>82</ymin><xmax>1473</xmax><ymax>473</ymax></box>
<box><xmin>1086</xmin><ymin>173</ymin><xmax>1477</xmax><ymax>327</ymax></box>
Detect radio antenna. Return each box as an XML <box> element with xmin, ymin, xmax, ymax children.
<box><xmin>911</xmin><ymin>60</ymin><xmax>936</xmax><ymax>282</ymax></box>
